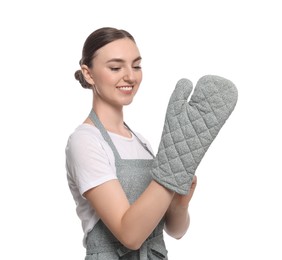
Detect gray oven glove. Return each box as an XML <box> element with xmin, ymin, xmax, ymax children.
<box><xmin>151</xmin><ymin>75</ymin><xmax>238</xmax><ymax>195</ymax></box>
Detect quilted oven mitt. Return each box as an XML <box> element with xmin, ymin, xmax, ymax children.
<box><xmin>151</xmin><ymin>75</ymin><xmax>238</xmax><ymax>195</ymax></box>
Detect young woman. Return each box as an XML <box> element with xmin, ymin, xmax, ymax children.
<box><xmin>66</xmin><ymin>27</ymin><xmax>197</xmax><ymax>259</ymax></box>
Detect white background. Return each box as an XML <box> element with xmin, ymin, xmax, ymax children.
<box><xmin>1</xmin><ymin>0</ymin><xmax>281</xmax><ymax>259</ymax></box>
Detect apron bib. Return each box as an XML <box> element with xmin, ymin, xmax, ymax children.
<box><xmin>85</xmin><ymin>110</ymin><xmax>168</xmax><ymax>260</ymax></box>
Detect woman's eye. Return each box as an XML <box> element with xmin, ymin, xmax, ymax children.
<box><xmin>110</xmin><ymin>67</ymin><xmax>121</xmax><ymax>71</ymax></box>
<box><xmin>133</xmin><ymin>65</ymin><xmax>142</xmax><ymax>70</ymax></box>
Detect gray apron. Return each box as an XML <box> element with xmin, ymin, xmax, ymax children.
<box><xmin>85</xmin><ymin>110</ymin><xmax>168</xmax><ymax>260</ymax></box>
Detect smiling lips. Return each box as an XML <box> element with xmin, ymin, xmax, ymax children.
<box><xmin>116</xmin><ymin>85</ymin><xmax>134</xmax><ymax>93</ymax></box>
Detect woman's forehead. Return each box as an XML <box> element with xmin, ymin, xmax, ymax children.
<box><xmin>94</xmin><ymin>38</ymin><xmax>141</xmax><ymax>62</ymax></box>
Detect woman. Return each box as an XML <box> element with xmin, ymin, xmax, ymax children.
<box><xmin>66</xmin><ymin>27</ymin><xmax>197</xmax><ymax>259</ymax></box>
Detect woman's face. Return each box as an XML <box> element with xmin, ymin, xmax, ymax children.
<box><xmin>85</xmin><ymin>38</ymin><xmax>142</xmax><ymax>108</ymax></box>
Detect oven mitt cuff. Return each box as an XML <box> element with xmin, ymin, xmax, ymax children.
<box><xmin>151</xmin><ymin>75</ymin><xmax>238</xmax><ymax>195</ymax></box>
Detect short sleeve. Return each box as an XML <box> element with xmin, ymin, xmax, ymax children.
<box><xmin>66</xmin><ymin>127</ymin><xmax>117</xmax><ymax>196</ymax></box>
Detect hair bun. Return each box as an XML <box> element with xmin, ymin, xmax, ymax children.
<box><xmin>74</xmin><ymin>70</ymin><xmax>92</xmax><ymax>89</ymax></box>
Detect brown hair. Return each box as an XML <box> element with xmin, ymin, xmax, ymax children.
<box><xmin>74</xmin><ymin>27</ymin><xmax>135</xmax><ymax>89</ymax></box>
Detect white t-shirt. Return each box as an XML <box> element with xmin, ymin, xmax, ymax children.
<box><xmin>65</xmin><ymin>123</ymin><xmax>154</xmax><ymax>247</ymax></box>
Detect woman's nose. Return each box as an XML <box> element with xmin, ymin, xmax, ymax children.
<box><xmin>123</xmin><ymin>68</ymin><xmax>135</xmax><ymax>82</ymax></box>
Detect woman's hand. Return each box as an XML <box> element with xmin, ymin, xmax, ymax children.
<box><xmin>164</xmin><ymin>176</ymin><xmax>197</xmax><ymax>239</ymax></box>
<box><xmin>171</xmin><ymin>175</ymin><xmax>197</xmax><ymax>210</ymax></box>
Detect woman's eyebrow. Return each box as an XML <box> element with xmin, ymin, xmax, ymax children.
<box><xmin>106</xmin><ymin>56</ymin><xmax>142</xmax><ymax>63</ymax></box>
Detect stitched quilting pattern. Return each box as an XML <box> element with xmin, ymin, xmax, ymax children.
<box><xmin>151</xmin><ymin>75</ymin><xmax>238</xmax><ymax>194</ymax></box>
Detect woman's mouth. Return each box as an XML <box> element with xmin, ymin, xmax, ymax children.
<box><xmin>116</xmin><ymin>85</ymin><xmax>134</xmax><ymax>94</ymax></box>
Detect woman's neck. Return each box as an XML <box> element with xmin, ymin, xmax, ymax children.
<box><xmin>85</xmin><ymin>100</ymin><xmax>131</xmax><ymax>138</ymax></box>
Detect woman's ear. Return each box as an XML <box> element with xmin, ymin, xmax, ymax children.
<box><xmin>81</xmin><ymin>65</ymin><xmax>95</xmax><ymax>86</ymax></box>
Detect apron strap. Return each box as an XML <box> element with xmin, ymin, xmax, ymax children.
<box><xmin>88</xmin><ymin>109</ymin><xmax>122</xmax><ymax>161</ymax></box>
<box><xmin>86</xmin><ymin>234</ymin><xmax>167</xmax><ymax>259</ymax></box>
<box><xmin>124</xmin><ymin>122</ymin><xmax>155</xmax><ymax>158</ymax></box>
<box><xmin>88</xmin><ymin>109</ymin><xmax>155</xmax><ymax>161</ymax></box>
<box><xmin>117</xmin><ymin>234</ymin><xmax>167</xmax><ymax>259</ymax></box>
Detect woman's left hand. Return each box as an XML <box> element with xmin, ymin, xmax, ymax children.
<box><xmin>164</xmin><ymin>175</ymin><xmax>197</xmax><ymax>238</ymax></box>
<box><xmin>171</xmin><ymin>175</ymin><xmax>197</xmax><ymax>210</ymax></box>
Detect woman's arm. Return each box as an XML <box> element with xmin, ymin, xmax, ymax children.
<box><xmin>68</xmin><ymin>129</ymin><xmax>174</xmax><ymax>250</ymax></box>
<box><xmin>164</xmin><ymin>176</ymin><xmax>197</xmax><ymax>239</ymax></box>
<box><xmin>84</xmin><ymin>179</ymin><xmax>174</xmax><ymax>250</ymax></box>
